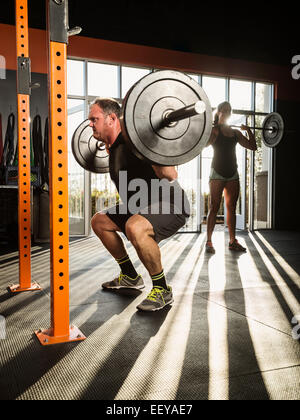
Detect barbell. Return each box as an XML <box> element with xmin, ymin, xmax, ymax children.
<box><xmin>71</xmin><ymin>70</ymin><xmax>292</xmax><ymax>174</ymax></box>
<box><xmin>71</xmin><ymin>119</ymin><xmax>110</xmax><ymax>174</ymax></box>
<box><xmin>229</xmin><ymin>112</ymin><xmax>286</xmax><ymax>148</ymax></box>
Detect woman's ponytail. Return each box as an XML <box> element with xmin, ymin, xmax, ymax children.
<box><xmin>214</xmin><ymin>112</ymin><xmax>219</xmax><ymax>126</ymax></box>
<box><xmin>214</xmin><ymin>101</ymin><xmax>232</xmax><ymax>126</ymax></box>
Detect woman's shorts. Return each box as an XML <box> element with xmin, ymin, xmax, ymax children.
<box><xmin>209</xmin><ymin>168</ymin><xmax>239</xmax><ymax>182</ymax></box>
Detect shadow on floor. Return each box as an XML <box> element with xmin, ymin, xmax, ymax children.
<box><xmin>176</xmin><ymin>235</ymin><xmax>270</xmax><ymax>400</ymax></box>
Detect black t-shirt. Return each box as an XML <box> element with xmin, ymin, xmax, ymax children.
<box><xmin>108</xmin><ymin>133</ymin><xmax>190</xmax><ymax>216</ymax></box>
<box><xmin>109</xmin><ymin>133</ymin><xmax>159</xmax><ymax>204</ymax></box>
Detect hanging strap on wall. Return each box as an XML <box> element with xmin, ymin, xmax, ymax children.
<box><xmin>43</xmin><ymin>117</ymin><xmax>49</xmax><ymax>187</ymax></box>
<box><xmin>32</xmin><ymin>114</ymin><xmax>45</xmax><ymax>184</ymax></box>
<box><xmin>0</xmin><ymin>113</ymin><xmax>3</xmax><ymax>166</ymax></box>
<box><xmin>3</xmin><ymin>113</ymin><xmax>15</xmax><ymax>167</ymax></box>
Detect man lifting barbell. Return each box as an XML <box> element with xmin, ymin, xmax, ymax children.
<box><xmin>89</xmin><ymin>98</ymin><xmax>190</xmax><ymax>312</ymax></box>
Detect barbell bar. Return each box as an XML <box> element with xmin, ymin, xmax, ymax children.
<box><xmin>163</xmin><ymin>101</ymin><xmax>207</xmax><ymax>127</ymax></box>
<box><xmin>155</xmin><ymin>98</ymin><xmax>289</xmax><ymax>149</ymax></box>
<box><xmin>150</xmin><ymin>96</ymin><xmax>288</xmax><ymax>149</ymax></box>
<box><xmin>159</xmin><ymin>99</ymin><xmax>277</xmax><ymax>133</ymax></box>
<box><xmin>229</xmin><ymin>124</ymin><xmax>274</xmax><ymax>132</ymax></box>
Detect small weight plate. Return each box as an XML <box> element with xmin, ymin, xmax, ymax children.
<box><xmin>262</xmin><ymin>112</ymin><xmax>285</xmax><ymax>148</ymax></box>
<box><xmin>120</xmin><ymin>70</ymin><xmax>212</xmax><ymax>166</ymax></box>
<box><xmin>71</xmin><ymin>120</ymin><xmax>110</xmax><ymax>173</ymax></box>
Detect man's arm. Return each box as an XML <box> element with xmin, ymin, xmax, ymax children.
<box><xmin>152</xmin><ymin>165</ymin><xmax>178</xmax><ymax>181</ymax></box>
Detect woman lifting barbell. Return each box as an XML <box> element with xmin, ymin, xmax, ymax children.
<box><xmin>205</xmin><ymin>101</ymin><xmax>257</xmax><ymax>254</ymax></box>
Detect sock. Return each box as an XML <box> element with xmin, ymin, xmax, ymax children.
<box><xmin>116</xmin><ymin>255</ymin><xmax>138</xmax><ymax>279</ymax></box>
<box><xmin>151</xmin><ymin>270</ymin><xmax>168</xmax><ymax>290</ymax></box>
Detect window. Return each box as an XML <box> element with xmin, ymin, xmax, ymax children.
<box><xmin>178</xmin><ymin>157</ymin><xmax>201</xmax><ymax>232</ymax></box>
<box><xmin>256</xmin><ymin>83</ymin><xmax>272</xmax><ymax>113</ymax></box>
<box><xmin>88</xmin><ymin>62</ymin><xmax>119</xmax><ymax>98</ymax></box>
<box><xmin>187</xmin><ymin>73</ymin><xmax>200</xmax><ymax>83</ymax></box>
<box><xmin>67</xmin><ymin>99</ymin><xmax>85</xmax><ymax>234</ymax></box>
<box><xmin>253</xmin><ymin>83</ymin><xmax>273</xmax><ymax>229</ymax></box>
<box><xmin>68</xmin><ymin>98</ymin><xmax>85</xmax><ymax>115</ymax></box>
<box><xmin>202</xmin><ymin>76</ymin><xmax>226</xmax><ymax>108</ymax></box>
<box><xmin>122</xmin><ymin>66</ymin><xmax>150</xmax><ymax>98</ymax></box>
<box><xmin>67</xmin><ymin>60</ymin><xmax>85</xmax><ymax>97</ymax></box>
<box><xmin>229</xmin><ymin>79</ymin><xmax>253</xmax><ymax>111</ymax></box>
<box><xmin>201</xmin><ymin>77</ymin><xmax>227</xmax><ymax>220</ymax></box>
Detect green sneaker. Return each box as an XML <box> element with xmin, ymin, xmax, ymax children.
<box><xmin>102</xmin><ymin>273</ymin><xmax>145</xmax><ymax>290</ymax></box>
<box><xmin>137</xmin><ymin>286</ymin><xmax>174</xmax><ymax>312</ymax></box>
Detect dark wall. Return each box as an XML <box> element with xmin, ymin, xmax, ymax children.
<box><xmin>0</xmin><ymin>1</ymin><xmax>298</xmax><ymax>67</ymax></box>
<box><xmin>274</xmin><ymin>99</ymin><xmax>300</xmax><ymax>231</ymax></box>
<box><xmin>0</xmin><ymin>70</ymin><xmax>48</xmax><ymax>166</ymax></box>
<box><xmin>0</xmin><ymin>70</ymin><xmax>48</xmax><ymax>250</ymax></box>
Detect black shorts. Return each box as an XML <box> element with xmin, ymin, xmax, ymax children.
<box><xmin>105</xmin><ymin>200</ymin><xmax>190</xmax><ymax>244</ymax></box>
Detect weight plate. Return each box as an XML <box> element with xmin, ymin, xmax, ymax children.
<box><xmin>71</xmin><ymin>120</ymin><xmax>110</xmax><ymax>173</ymax></box>
<box><xmin>262</xmin><ymin>112</ymin><xmax>285</xmax><ymax>148</ymax></box>
<box><xmin>120</xmin><ymin>70</ymin><xmax>212</xmax><ymax>166</ymax></box>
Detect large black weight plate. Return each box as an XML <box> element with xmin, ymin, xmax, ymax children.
<box><xmin>120</xmin><ymin>70</ymin><xmax>212</xmax><ymax>166</ymax></box>
<box><xmin>262</xmin><ymin>112</ymin><xmax>284</xmax><ymax>148</ymax></box>
<box><xmin>71</xmin><ymin>120</ymin><xmax>109</xmax><ymax>173</ymax></box>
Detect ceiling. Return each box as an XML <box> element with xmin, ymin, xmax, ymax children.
<box><xmin>1</xmin><ymin>0</ymin><xmax>298</xmax><ymax>67</ymax></box>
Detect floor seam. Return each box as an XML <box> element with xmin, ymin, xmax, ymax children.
<box><xmin>225</xmin><ymin>364</ymin><xmax>300</xmax><ymax>381</ymax></box>
<box><xmin>194</xmin><ymin>293</ymin><xmax>295</xmax><ymax>338</ymax></box>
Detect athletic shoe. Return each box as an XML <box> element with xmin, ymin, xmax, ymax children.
<box><xmin>102</xmin><ymin>273</ymin><xmax>145</xmax><ymax>290</ymax></box>
<box><xmin>229</xmin><ymin>239</ymin><xmax>247</xmax><ymax>252</ymax></box>
<box><xmin>206</xmin><ymin>241</ymin><xmax>216</xmax><ymax>254</ymax></box>
<box><xmin>137</xmin><ymin>286</ymin><xmax>174</xmax><ymax>312</ymax></box>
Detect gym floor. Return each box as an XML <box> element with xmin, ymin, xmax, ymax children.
<box><xmin>0</xmin><ymin>228</ymin><xmax>299</xmax><ymax>400</ymax></box>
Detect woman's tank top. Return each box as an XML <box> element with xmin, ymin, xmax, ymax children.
<box><xmin>212</xmin><ymin>126</ymin><xmax>238</xmax><ymax>178</ymax></box>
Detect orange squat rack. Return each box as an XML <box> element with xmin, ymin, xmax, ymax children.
<box><xmin>9</xmin><ymin>0</ymin><xmax>41</xmax><ymax>293</ymax></box>
<box><xmin>35</xmin><ymin>0</ymin><xmax>85</xmax><ymax>345</ymax></box>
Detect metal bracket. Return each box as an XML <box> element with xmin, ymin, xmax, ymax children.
<box><xmin>17</xmin><ymin>57</ymin><xmax>31</xmax><ymax>95</ymax></box>
<box><xmin>49</xmin><ymin>0</ymin><xmax>69</xmax><ymax>44</ymax></box>
<box><xmin>49</xmin><ymin>0</ymin><xmax>82</xmax><ymax>44</ymax></box>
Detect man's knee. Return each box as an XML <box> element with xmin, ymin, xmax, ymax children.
<box><xmin>125</xmin><ymin>218</ymin><xmax>142</xmax><ymax>244</ymax></box>
<box><xmin>91</xmin><ymin>212</ymin><xmax>110</xmax><ymax>234</ymax></box>
<box><xmin>125</xmin><ymin>216</ymin><xmax>153</xmax><ymax>245</ymax></box>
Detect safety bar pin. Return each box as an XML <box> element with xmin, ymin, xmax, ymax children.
<box><xmin>30</xmin><ymin>82</ymin><xmax>40</xmax><ymax>90</ymax></box>
<box><xmin>68</xmin><ymin>26</ymin><xmax>82</xmax><ymax>37</ymax></box>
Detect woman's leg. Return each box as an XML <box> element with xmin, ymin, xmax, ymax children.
<box><xmin>206</xmin><ymin>180</ymin><xmax>226</xmax><ymax>244</ymax></box>
<box><xmin>224</xmin><ymin>180</ymin><xmax>240</xmax><ymax>244</ymax></box>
